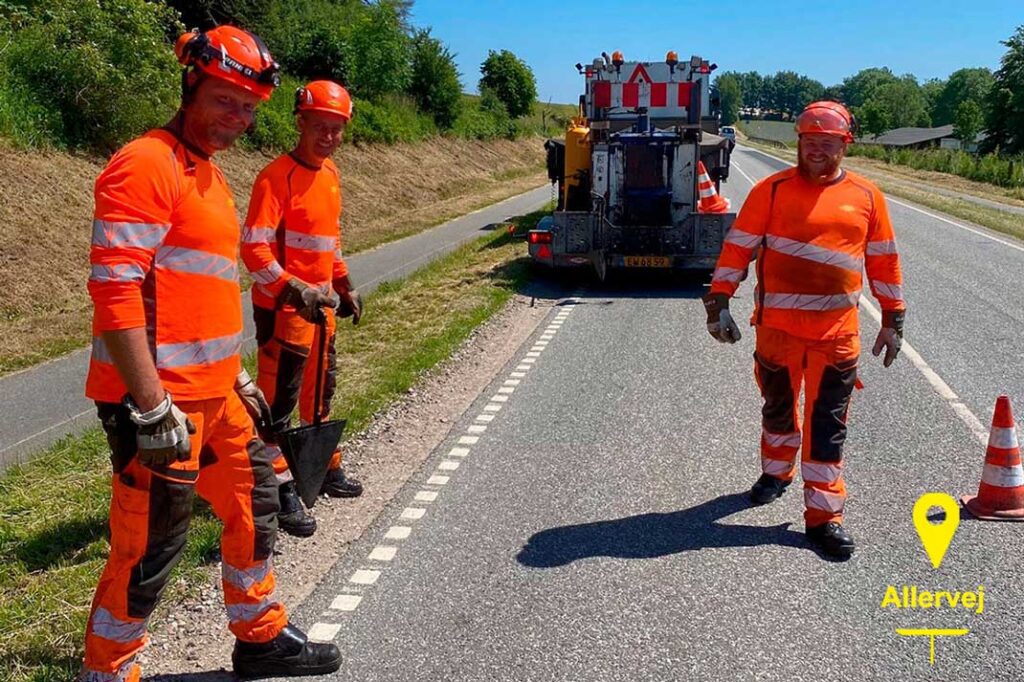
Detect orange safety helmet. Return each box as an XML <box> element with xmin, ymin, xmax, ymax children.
<box><xmin>294</xmin><ymin>80</ymin><xmax>354</xmax><ymax>120</ymax></box>
<box><xmin>794</xmin><ymin>100</ymin><xmax>855</xmax><ymax>143</ymax></box>
<box><xmin>175</xmin><ymin>26</ymin><xmax>280</xmax><ymax>101</ymax></box>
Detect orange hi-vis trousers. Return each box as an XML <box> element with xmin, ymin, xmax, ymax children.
<box><xmin>754</xmin><ymin>326</ymin><xmax>860</xmax><ymax>527</ymax></box>
<box><xmin>253</xmin><ymin>305</ymin><xmax>341</xmax><ymax>484</ymax></box>
<box><xmin>82</xmin><ymin>394</ymin><xmax>287</xmax><ymax>681</ymax></box>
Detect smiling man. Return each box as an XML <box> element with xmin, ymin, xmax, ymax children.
<box><xmin>82</xmin><ymin>26</ymin><xmax>341</xmax><ymax>680</ymax></box>
<box><xmin>241</xmin><ymin>80</ymin><xmax>364</xmax><ymax>539</ymax></box>
<box><xmin>702</xmin><ymin>101</ymin><xmax>907</xmax><ymax>559</ymax></box>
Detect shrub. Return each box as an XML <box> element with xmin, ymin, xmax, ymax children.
<box><xmin>847</xmin><ymin>144</ymin><xmax>1024</xmax><ymax>188</ymax></box>
<box><xmin>450</xmin><ymin>94</ymin><xmax>515</xmax><ymax>140</ymax></box>
<box><xmin>347</xmin><ymin>95</ymin><xmax>436</xmax><ymax>145</ymax></box>
<box><xmin>409</xmin><ymin>29</ymin><xmax>462</xmax><ymax>130</ymax></box>
<box><xmin>479</xmin><ymin>49</ymin><xmax>537</xmax><ymax>119</ymax></box>
<box><xmin>1</xmin><ymin>0</ymin><xmax>182</xmax><ymax>151</ymax></box>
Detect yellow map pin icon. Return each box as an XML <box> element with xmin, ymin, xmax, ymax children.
<box><xmin>913</xmin><ymin>493</ymin><xmax>960</xmax><ymax>568</ymax></box>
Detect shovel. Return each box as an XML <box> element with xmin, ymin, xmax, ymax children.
<box><xmin>277</xmin><ymin>309</ymin><xmax>346</xmax><ymax>508</ymax></box>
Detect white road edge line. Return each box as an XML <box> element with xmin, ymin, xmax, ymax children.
<box><xmin>308</xmin><ymin>623</ymin><xmax>342</xmax><ymax>641</ymax></box>
<box><xmin>859</xmin><ymin>298</ymin><xmax>988</xmax><ymax>446</ymax></box>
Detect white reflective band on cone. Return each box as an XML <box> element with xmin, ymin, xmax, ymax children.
<box><xmin>981</xmin><ymin>463</ymin><xmax>1024</xmax><ymax>488</ymax></box>
<box><xmin>988</xmin><ymin>426</ymin><xmax>1020</xmax><ymax>451</ymax></box>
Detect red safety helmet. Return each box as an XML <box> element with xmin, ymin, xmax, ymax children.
<box><xmin>294</xmin><ymin>80</ymin><xmax>354</xmax><ymax>120</ymax></box>
<box><xmin>794</xmin><ymin>100</ymin><xmax>855</xmax><ymax>143</ymax></box>
<box><xmin>175</xmin><ymin>26</ymin><xmax>280</xmax><ymax>101</ymax></box>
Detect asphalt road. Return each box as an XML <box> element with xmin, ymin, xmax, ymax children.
<box><xmin>0</xmin><ymin>186</ymin><xmax>550</xmax><ymax>467</ymax></box>
<box><xmin>273</xmin><ymin>145</ymin><xmax>1024</xmax><ymax>681</ymax></box>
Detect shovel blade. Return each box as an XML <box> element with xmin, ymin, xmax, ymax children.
<box><xmin>277</xmin><ymin>419</ymin><xmax>346</xmax><ymax>508</ymax></box>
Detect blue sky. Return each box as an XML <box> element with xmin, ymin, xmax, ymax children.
<box><xmin>410</xmin><ymin>1</ymin><xmax>1022</xmax><ymax>104</ymax></box>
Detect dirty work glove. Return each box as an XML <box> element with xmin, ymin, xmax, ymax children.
<box><xmin>235</xmin><ymin>369</ymin><xmax>273</xmax><ymax>441</ymax></box>
<box><xmin>124</xmin><ymin>393</ymin><xmax>196</xmax><ymax>467</ymax></box>
<box><xmin>703</xmin><ymin>292</ymin><xmax>741</xmax><ymax>344</ymax></box>
<box><xmin>872</xmin><ymin>310</ymin><xmax>905</xmax><ymax>368</ymax></box>
<box><xmin>279</xmin><ymin>278</ymin><xmax>335</xmax><ymax>323</ymax></box>
<box><xmin>334</xmin><ymin>286</ymin><xmax>363</xmax><ymax>325</ymax></box>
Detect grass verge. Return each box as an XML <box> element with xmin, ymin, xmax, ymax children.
<box><xmin>0</xmin><ymin>209</ymin><xmax>545</xmax><ymax>681</ymax></box>
<box><xmin>741</xmin><ymin>141</ymin><xmax>1024</xmax><ymax>242</ymax></box>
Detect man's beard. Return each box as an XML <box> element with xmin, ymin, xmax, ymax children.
<box><xmin>798</xmin><ymin>154</ymin><xmax>842</xmax><ymax>182</ymax></box>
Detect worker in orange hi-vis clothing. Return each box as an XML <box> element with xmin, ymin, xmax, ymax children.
<box><xmin>241</xmin><ymin>80</ymin><xmax>363</xmax><ymax>538</ymax></box>
<box><xmin>703</xmin><ymin>101</ymin><xmax>906</xmax><ymax>559</ymax></box>
<box><xmin>81</xmin><ymin>27</ymin><xmax>341</xmax><ymax>681</ymax></box>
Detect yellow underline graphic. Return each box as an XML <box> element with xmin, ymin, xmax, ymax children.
<box><xmin>896</xmin><ymin>628</ymin><xmax>970</xmax><ymax>665</ymax></box>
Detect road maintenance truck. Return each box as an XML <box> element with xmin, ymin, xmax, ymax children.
<box><xmin>529</xmin><ymin>51</ymin><xmax>735</xmax><ymax>278</ymax></box>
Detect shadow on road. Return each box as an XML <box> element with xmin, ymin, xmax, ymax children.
<box><xmin>145</xmin><ymin>672</ymin><xmax>235</xmax><ymax>682</ymax></box>
<box><xmin>516</xmin><ymin>492</ymin><xmax>814</xmax><ymax>568</ymax></box>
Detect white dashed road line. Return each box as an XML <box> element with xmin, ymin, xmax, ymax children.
<box><xmin>309</xmin><ymin>301</ymin><xmax>579</xmax><ymax>638</ymax></box>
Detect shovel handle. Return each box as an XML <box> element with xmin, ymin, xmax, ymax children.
<box><xmin>312</xmin><ymin>308</ymin><xmax>329</xmax><ymax>427</ymax></box>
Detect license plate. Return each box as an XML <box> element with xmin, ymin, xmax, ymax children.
<box><xmin>623</xmin><ymin>256</ymin><xmax>671</xmax><ymax>268</ymax></box>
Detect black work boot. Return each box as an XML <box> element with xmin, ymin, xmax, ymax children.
<box><xmin>278</xmin><ymin>481</ymin><xmax>317</xmax><ymax>537</ymax></box>
<box><xmin>321</xmin><ymin>467</ymin><xmax>363</xmax><ymax>498</ymax></box>
<box><xmin>233</xmin><ymin>622</ymin><xmax>342</xmax><ymax>678</ymax></box>
<box><xmin>749</xmin><ymin>473</ymin><xmax>791</xmax><ymax>505</ymax></box>
<box><xmin>806</xmin><ymin>521</ymin><xmax>856</xmax><ymax>559</ymax></box>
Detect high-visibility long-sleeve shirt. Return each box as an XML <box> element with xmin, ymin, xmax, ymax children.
<box><xmin>86</xmin><ymin>129</ymin><xmax>244</xmax><ymax>402</ymax></box>
<box><xmin>709</xmin><ymin>167</ymin><xmax>905</xmax><ymax>340</ymax></box>
<box><xmin>241</xmin><ymin>154</ymin><xmax>349</xmax><ymax>310</ymax></box>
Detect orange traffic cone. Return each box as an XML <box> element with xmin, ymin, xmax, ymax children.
<box><xmin>961</xmin><ymin>395</ymin><xmax>1024</xmax><ymax>521</ymax></box>
<box><xmin>697</xmin><ymin>161</ymin><xmax>730</xmax><ymax>214</ymax></box>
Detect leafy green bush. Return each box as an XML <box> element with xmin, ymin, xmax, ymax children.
<box><xmin>450</xmin><ymin>93</ymin><xmax>515</xmax><ymax>140</ymax></box>
<box><xmin>409</xmin><ymin>29</ymin><xmax>462</xmax><ymax>129</ymax></box>
<box><xmin>0</xmin><ymin>0</ymin><xmax>182</xmax><ymax>151</ymax></box>
<box><xmin>347</xmin><ymin>95</ymin><xmax>436</xmax><ymax>145</ymax></box>
<box><xmin>240</xmin><ymin>73</ymin><xmax>301</xmax><ymax>152</ymax></box>
<box><xmin>847</xmin><ymin>144</ymin><xmax>1024</xmax><ymax>188</ymax></box>
<box><xmin>479</xmin><ymin>49</ymin><xmax>537</xmax><ymax>119</ymax></box>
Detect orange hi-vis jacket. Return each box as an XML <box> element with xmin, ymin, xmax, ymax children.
<box><xmin>709</xmin><ymin>167</ymin><xmax>905</xmax><ymax>339</ymax></box>
<box><xmin>86</xmin><ymin>129</ymin><xmax>244</xmax><ymax>403</ymax></box>
<box><xmin>241</xmin><ymin>154</ymin><xmax>349</xmax><ymax>310</ymax></box>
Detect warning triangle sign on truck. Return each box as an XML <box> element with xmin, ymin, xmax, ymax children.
<box><xmin>623</xmin><ymin>63</ymin><xmax>666</xmax><ymax>107</ymax></box>
<box><xmin>627</xmin><ymin>64</ymin><xmax>653</xmax><ymax>84</ymax></box>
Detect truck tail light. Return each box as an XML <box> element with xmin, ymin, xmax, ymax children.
<box><xmin>528</xmin><ymin>231</ymin><xmax>553</xmax><ymax>245</ymax></box>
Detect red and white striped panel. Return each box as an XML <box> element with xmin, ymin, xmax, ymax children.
<box><xmin>592</xmin><ymin>81</ymin><xmax>693</xmax><ymax>112</ymax></box>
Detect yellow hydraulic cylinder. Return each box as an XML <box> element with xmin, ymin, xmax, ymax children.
<box><xmin>563</xmin><ymin>116</ymin><xmax>591</xmax><ymax>210</ymax></box>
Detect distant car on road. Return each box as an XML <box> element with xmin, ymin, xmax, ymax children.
<box><xmin>720</xmin><ymin>125</ymin><xmax>736</xmax><ymax>142</ymax></box>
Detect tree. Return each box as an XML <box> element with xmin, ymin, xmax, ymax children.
<box><xmin>715</xmin><ymin>73</ymin><xmax>741</xmax><ymax>125</ymax></box>
<box><xmin>346</xmin><ymin>2</ymin><xmax>412</xmax><ymax>100</ymax></box>
<box><xmin>841</xmin><ymin>67</ymin><xmax>898</xmax><ymax>108</ymax></box>
<box><xmin>920</xmin><ymin>78</ymin><xmax>946</xmax><ymax>121</ymax></box>
<box><xmin>857</xmin><ymin>76</ymin><xmax>930</xmax><ymax>133</ymax></box>
<box><xmin>409</xmin><ymin>29</ymin><xmax>462</xmax><ymax>129</ymax></box>
<box><xmin>859</xmin><ymin>99</ymin><xmax>892</xmax><ymax>138</ymax></box>
<box><xmin>983</xmin><ymin>25</ymin><xmax>1024</xmax><ymax>154</ymax></box>
<box><xmin>953</xmin><ymin>100</ymin><xmax>984</xmax><ymax>147</ymax></box>
<box><xmin>479</xmin><ymin>49</ymin><xmax>537</xmax><ymax>119</ymax></box>
<box><xmin>932</xmin><ymin>68</ymin><xmax>993</xmax><ymax>126</ymax></box>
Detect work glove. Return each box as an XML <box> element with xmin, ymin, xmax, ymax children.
<box><xmin>703</xmin><ymin>292</ymin><xmax>741</xmax><ymax>344</ymax></box>
<box><xmin>235</xmin><ymin>369</ymin><xmax>274</xmax><ymax>441</ymax></box>
<box><xmin>279</xmin><ymin>278</ymin><xmax>336</xmax><ymax>323</ymax></box>
<box><xmin>125</xmin><ymin>392</ymin><xmax>196</xmax><ymax>467</ymax></box>
<box><xmin>334</xmin><ymin>284</ymin><xmax>363</xmax><ymax>325</ymax></box>
<box><xmin>872</xmin><ymin>310</ymin><xmax>905</xmax><ymax>368</ymax></box>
